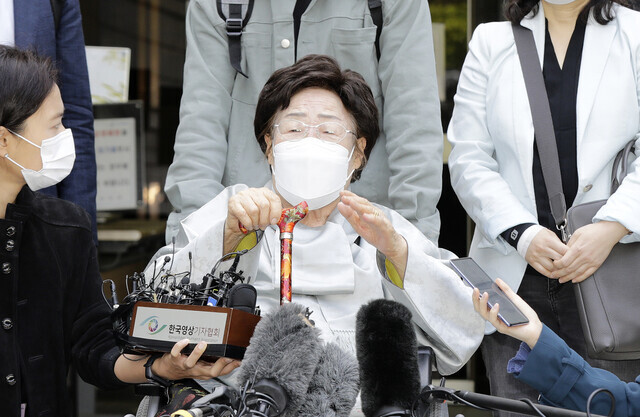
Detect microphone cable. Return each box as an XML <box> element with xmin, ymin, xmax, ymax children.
<box><xmin>208</xmin><ymin>229</ymin><xmax>263</xmax><ymax>282</ymax></box>
<box><xmin>169</xmin><ymin>236</ymin><xmax>176</xmax><ymax>271</ymax></box>
<box><xmin>236</xmin><ymin>377</ymin><xmax>281</xmax><ymax>417</ymax></box>
<box><xmin>586</xmin><ymin>389</ymin><xmax>615</xmax><ymax>417</ymax></box>
<box><xmin>209</xmin><ymin>249</ymin><xmax>250</xmax><ymax>279</ymax></box>
<box><xmin>101</xmin><ymin>279</ymin><xmax>119</xmax><ymax>309</ymax></box>
<box><xmin>421</xmin><ymin>381</ymin><xmax>615</xmax><ymax>417</ymax></box>
<box><xmin>518</xmin><ymin>398</ymin><xmax>547</xmax><ymax>417</ymax></box>
<box><xmin>415</xmin><ymin>386</ymin><xmax>491</xmax><ymax>413</ymax></box>
<box><xmin>416</xmin><ymin>378</ymin><xmax>550</xmax><ymax>417</ymax></box>
<box><xmin>151</xmin><ymin>256</ymin><xmax>172</xmax><ymax>291</ymax></box>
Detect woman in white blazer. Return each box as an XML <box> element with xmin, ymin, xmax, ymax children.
<box><xmin>448</xmin><ymin>0</ymin><xmax>640</xmax><ymax>411</ymax></box>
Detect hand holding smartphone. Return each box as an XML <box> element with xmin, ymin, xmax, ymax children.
<box><xmin>450</xmin><ymin>257</ymin><xmax>529</xmax><ymax>326</ymax></box>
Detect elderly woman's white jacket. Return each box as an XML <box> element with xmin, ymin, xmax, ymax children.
<box><xmin>146</xmin><ymin>184</ymin><xmax>484</xmax><ymax>375</ymax></box>
<box><xmin>448</xmin><ymin>4</ymin><xmax>640</xmax><ymax>299</ymax></box>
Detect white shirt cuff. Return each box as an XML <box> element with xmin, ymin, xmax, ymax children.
<box><xmin>516</xmin><ymin>225</ymin><xmax>545</xmax><ymax>259</ymax></box>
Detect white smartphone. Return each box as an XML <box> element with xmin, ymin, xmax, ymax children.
<box><xmin>450</xmin><ymin>257</ymin><xmax>529</xmax><ymax>326</ymax></box>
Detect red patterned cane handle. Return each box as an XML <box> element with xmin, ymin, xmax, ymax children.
<box><xmin>236</xmin><ymin>202</ymin><xmax>308</xmax><ymax>304</ymax></box>
<box><xmin>277</xmin><ymin>202</ymin><xmax>308</xmax><ymax>304</ymax></box>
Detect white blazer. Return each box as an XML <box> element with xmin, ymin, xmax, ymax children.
<box><xmin>447</xmin><ymin>3</ymin><xmax>640</xmax><ymax>296</ymax></box>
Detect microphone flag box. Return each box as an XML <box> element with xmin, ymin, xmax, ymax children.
<box><xmin>120</xmin><ymin>301</ymin><xmax>261</xmax><ymax>360</ymax></box>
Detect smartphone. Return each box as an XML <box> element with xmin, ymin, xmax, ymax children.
<box><xmin>449</xmin><ymin>257</ymin><xmax>529</xmax><ymax>326</ymax></box>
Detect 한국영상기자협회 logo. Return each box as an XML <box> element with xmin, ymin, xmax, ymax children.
<box><xmin>139</xmin><ymin>316</ymin><xmax>167</xmax><ymax>335</ymax></box>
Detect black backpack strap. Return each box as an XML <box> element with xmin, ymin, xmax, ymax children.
<box><xmin>50</xmin><ymin>0</ymin><xmax>63</xmax><ymax>33</ymax></box>
<box><xmin>217</xmin><ymin>0</ymin><xmax>254</xmax><ymax>78</ymax></box>
<box><xmin>368</xmin><ymin>0</ymin><xmax>382</xmax><ymax>60</ymax></box>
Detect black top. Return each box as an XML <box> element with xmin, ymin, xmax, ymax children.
<box><xmin>502</xmin><ymin>19</ymin><xmax>586</xmax><ymax>252</ymax></box>
<box><xmin>293</xmin><ymin>0</ymin><xmax>312</xmax><ymax>59</ymax></box>
<box><xmin>534</xmin><ymin>18</ymin><xmax>585</xmax><ymax>234</ymax></box>
<box><xmin>0</xmin><ymin>187</ymin><xmax>125</xmax><ymax>417</ymax></box>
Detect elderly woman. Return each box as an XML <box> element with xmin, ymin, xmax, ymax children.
<box><xmin>0</xmin><ymin>46</ymin><xmax>238</xmax><ymax>417</ymax></box>
<box><xmin>153</xmin><ymin>54</ymin><xmax>484</xmax><ymax>375</ymax></box>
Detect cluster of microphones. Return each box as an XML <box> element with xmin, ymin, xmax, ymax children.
<box><xmin>105</xmin><ymin>243</ymin><xmax>449</xmax><ymax>416</ymax></box>
<box><xmin>110</xmin><ymin>248</ymin><xmax>260</xmax><ymax>339</ymax></box>
<box><xmin>110</xmin><ymin>248</ymin><xmax>609</xmax><ymax>417</ymax></box>
<box><xmin>105</xmin><ymin>236</ymin><xmax>449</xmax><ymax>417</ymax></box>
<box><xmin>166</xmin><ymin>300</ymin><xmax>449</xmax><ymax>417</ymax></box>
<box><xmin>169</xmin><ymin>296</ymin><xmax>602</xmax><ymax>417</ymax></box>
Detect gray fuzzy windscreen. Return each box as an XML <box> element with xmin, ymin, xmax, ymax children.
<box><xmin>237</xmin><ymin>303</ymin><xmax>323</xmax><ymax>414</ymax></box>
<box><xmin>297</xmin><ymin>342</ymin><xmax>360</xmax><ymax>417</ymax></box>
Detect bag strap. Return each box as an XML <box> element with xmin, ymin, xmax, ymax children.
<box><xmin>218</xmin><ymin>0</ymin><xmax>384</xmax><ymax>78</ymax></box>
<box><xmin>217</xmin><ymin>0</ymin><xmax>254</xmax><ymax>78</ymax></box>
<box><xmin>368</xmin><ymin>0</ymin><xmax>383</xmax><ymax>60</ymax></box>
<box><xmin>610</xmin><ymin>139</ymin><xmax>636</xmax><ymax>194</ymax></box>
<box><xmin>512</xmin><ymin>24</ymin><xmax>568</xmax><ymax>236</ymax></box>
<box><xmin>512</xmin><ymin>24</ymin><xmax>636</xmax><ymax>238</ymax></box>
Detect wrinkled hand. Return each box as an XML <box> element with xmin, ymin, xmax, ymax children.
<box><xmin>337</xmin><ymin>190</ymin><xmax>407</xmax><ymax>277</ymax></box>
<box><xmin>551</xmin><ymin>221</ymin><xmax>628</xmax><ymax>283</ymax></box>
<box><xmin>154</xmin><ymin>339</ymin><xmax>241</xmax><ymax>380</ymax></box>
<box><xmin>224</xmin><ymin>187</ymin><xmax>282</xmax><ymax>254</ymax></box>
<box><xmin>524</xmin><ymin>228</ymin><xmax>567</xmax><ymax>277</ymax></box>
<box><xmin>472</xmin><ymin>278</ymin><xmax>543</xmax><ymax>349</ymax></box>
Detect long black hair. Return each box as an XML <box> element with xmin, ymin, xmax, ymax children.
<box><xmin>504</xmin><ymin>0</ymin><xmax>632</xmax><ymax>24</ymax></box>
<box><xmin>0</xmin><ymin>46</ymin><xmax>58</xmax><ymax>134</ymax></box>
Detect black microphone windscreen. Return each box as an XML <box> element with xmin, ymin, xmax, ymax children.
<box><xmin>238</xmin><ymin>303</ymin><xmax>323</xmax><ymax>415</ymax></box>
<box><xmin>297</xmin><ymin>342</ymin><xmax>360</xmax><ymax>417</ymax></box>
<box><xmin>356</xmin><ymin>299</ymin><xmax>421</xmax><ymax>417</ymax></box>
<box><xmin>226</xmin><ymin>283</ymin><xmax>257</xmax><ymax>313</ymax></box>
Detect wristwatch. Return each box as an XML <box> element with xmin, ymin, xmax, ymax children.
<box><xmin>144</xmin><ymin>354</ymin><xmax>171</xmax><ymax>387</ymax></box>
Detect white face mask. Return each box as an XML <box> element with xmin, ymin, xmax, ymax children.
<box><xmin>272</xmin><ymin>137</ymin><xmax>355</xmax><ymax>210</ymax></box>
<box><xmin>4</xmin><ymin>128</ymin><xmax>76</xmax><ymax>191</ymax></box>
<box><xmin>544</xmin><ymin>0</ymin><xmax>578</xmax><ymax>4</ymax></box>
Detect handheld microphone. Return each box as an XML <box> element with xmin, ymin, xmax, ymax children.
<box><xmin>161</xmin><ymin>255</ymin><xmax>172</xmax><ymax>271</ymax></box>
<box><xmin>108</xmin><ymin>280</ymin><xmax>119</xmax><ymax>308</ymax></box>
<box><xmin>156</xmin><ymin>277</ymin><xmax>170</xmax><ymax>296</ymax></box>
<box><xmin>356</xmin><ymin>299</ymin><xmax>421</xmax><ymax>417</ymax></box>
<box><xmin>171</xmin><ymin>385</ymin><xmax>239</xmax><ymax>417</ymax></box>
<box><xmin>152</xmin><ymin>256</ymin><xmax>172</xmax><ymax>290</ymax></box>
<box><xmin>169</xmin><ymin>236</ymin><xmax>176</xmax><ymax>270</ymax></box>
<box><xmin>237</xmin><ymin>303</ymin><xmax>323</xmax><ymax>416</ymax></box>
<box><xmin>297</xmin><ymin>342</ymin><xmax>360</xmax><ymax>417</ymax></box>
<box><xmin>152</xmin><ymin>259</ymin><xmax>158</xmax><ymax>283</ymax></box>
<box><xmin>226</xmin><ymin>283</ymin><xmax>257</xmax><ymax>313</ymax></box>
